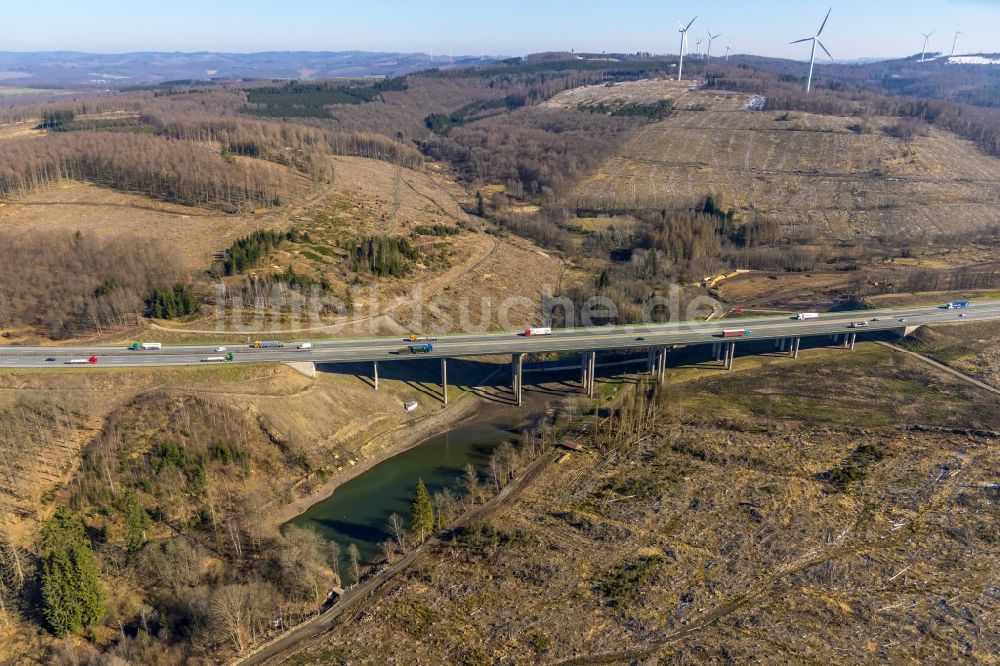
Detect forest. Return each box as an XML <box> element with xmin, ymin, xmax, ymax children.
<box><xmin>425</xmin><ymin>108</ymin><xmax>643</xmax><ymax>197</ymax></box>
<box><xmin>0</xmin><ymin>231</ymin><xmax>189</xmax><ymax>338</ymax></box>
<box><xmin>244</xmin><ymin>80</ymin><xmax>398</xmax><ymax>118</ymax></box>
<box><xmin>0</xmin><ymin>132</ymin><xmax>296</xmax><ymax>210</ymax></box>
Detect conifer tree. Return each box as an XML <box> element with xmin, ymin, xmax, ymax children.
<box><xmin>121</xmin><ymin>490</ymin><xmax>149</xmax><ymax>553</ymax></box>
<box><xmin>39</xmin><ymin>508</ymin><xmax>105</xmax><ymax>636</ymax></box>
<box><xmin>409</xmin><ymin>478</ymin><xmax>435</xmax><ymax>543</ymax></box>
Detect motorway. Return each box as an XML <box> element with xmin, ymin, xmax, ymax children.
<box><xmin>1</xmin><ymin>302</ymin><xmax>998</xmax><ymax>369</ymax></box>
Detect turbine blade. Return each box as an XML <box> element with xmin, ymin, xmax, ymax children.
<box><xmin>790</xmin><ymin>37</ymin><xmax>813</xmax><ymax>45</ymax></box>
<box><xmin>818</xmin><ymin>40</ymin><xmax>834</xmax><ymax>61</ymax></box>
<box><xmin>685</xmin><ymin>16</ymin><xmax>697</xmax><ymax>31</ymax></box>
<box><xmin>817</xmin><ymin>7</ymin><xmax>832</xmax><ymax>36</ymax></box>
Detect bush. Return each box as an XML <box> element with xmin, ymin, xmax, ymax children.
<box><xmin>885</xmin><ymin>119</ymin><xmax>927</xmax><ymax>139</ymax></box>
<box><xmin>597</xmin><ymin>555</ymin><xmax>662</xmax><ymax>608</ymax></box>
<box><xmin>822</xmin><ymin>443</ymin><xmax>886</xmax><ymax>491</ymax></box>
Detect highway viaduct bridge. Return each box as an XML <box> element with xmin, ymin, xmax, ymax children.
<box><xmin>1</xmin><ymin>303</ymin><xmax>996</xmax><ymax>406</ymax></box>
<box><xmin>359</xmin><ymin>327</ymin><xmax>884</xmax><ymax>407</ymax></box>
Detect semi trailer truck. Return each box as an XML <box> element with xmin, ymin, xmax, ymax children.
<box><xmin>251</xmin><ymin>341</ymin><xmax>285</xmax><ymax>349</ymax></box>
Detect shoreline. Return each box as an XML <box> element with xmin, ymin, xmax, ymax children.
<box><xmin>265</xmin><ymin>380</ymin><xmax>497</xmax><ymax>532</ymax></box>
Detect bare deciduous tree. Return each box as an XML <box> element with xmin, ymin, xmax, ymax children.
<box><xmin>387</xmin><ymin>513</ymin><xmax>407</xmax><ymax>551</ymax></box>
<box><xmin>346</xmin><ymin>543</ymin><xmax>361</xmax><ymax>585</ymax></box>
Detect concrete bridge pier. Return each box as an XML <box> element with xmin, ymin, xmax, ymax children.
<box><xmin>725</xmin><ymin>342</ymin><xmax>736</xmax><ymax>370</ymax></box>
<box><xmin>791</xmin><ymin>337</ymin><xmax>801</xmax><ymax>359</ymax></box>
<box><xmin>511</xmin><ymin>353</ymin><xmax>524</xmax><ymax>406</ymax></box>
<box><xmin>779</xmin><ymin>337</ymin><xmax>787</xmax><ymax>353</ymax></box>
<box><xmin>848</xmin><ymin>332</ymin><xmax>857</xmax><ymax>350</ymax></box>
<box><xmin>712</xmin><ymin>342</ymin><xmax>722</xmax><ymax>361</ymax></box>
<box><xmin>654</xmin><ymin>346</ymin><xmax>667</xmax><ymax>382</ymax></box>
<box><xmin>580</xmin><ymin>351</ymin><xmax>597</xmax><ymax>397</ymax></box>
<box><xmin>588</xmin><ymin>351</ymin><xmax>597</xmax><ymax>397</ymax></box>
<box><xmin>373</xmin><ymin>361</ymin><xmax>379</xmax><ymax>391</ymax></box>
<box><xmin>441</xmin><ymin>357</ymin><xmax>448</xmax><ymax>406</ymax></box>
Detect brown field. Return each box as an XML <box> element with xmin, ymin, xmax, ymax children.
<box><xmin>542</xmin><ymin>78</ymin><xmax>747</xmax><ymax>112</ymax></box>
<box><xmin>393</xmin><ymin>234</ymin><xmax>565</xmax><ymax>333</ymax></box>
<box><xmin>570</xmin><ymin>86</ymin><xmax>1000</xmax><ymax>241</ymax></box>
<box><xmin>0</xmin><ymin>119</ymin><xmax>43</xmax><ymax>140</ymax></box>
<box><xmin>0</xmin><ymin>180</ymin><xmax>257</xmax><ymax>269</ymax></box>
<box><xmin>300</xmin><ymin>156</ymin><xmax>471</xmax><ymax>237</ymax></box>
<box><xmin>713</xmin><ymin>270</ymin><xmax>856</xmax><ymax>309</ymax></box>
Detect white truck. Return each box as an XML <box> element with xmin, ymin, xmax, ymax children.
<box><xmin>795</xmin><ymin>313</ymin><xmax>819</xmax><ymax>320</ymax></box>
<box><xmin>297</xmin><ymin>343</ymin><xmax>313</xmax><ymax>350</ymax></box>
<box><xmin>131</xmin><ymin>342</ymin><xmax>162</xmax><ymax>351</ymax></box>
<box><xmin>523</xmin><ymin>327</ymin><xmax>552</xmax><ymax>336</ymax></box>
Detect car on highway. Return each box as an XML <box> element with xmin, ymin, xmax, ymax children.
<box><xmin>871</xmin><ymin>317</ymin><xmax>881</xmax><ymax>322</ymax></box>
<box><xmin>297</xmin><ymin>343</ymin><xmax>313</xmax><ymax>350</ymax></box>
<box><xmin>215</xmin><ymin>346</ymin><xmax>227</xmax><ymax>352</ymax></box>
<box><xmin>849</xmin><ymin>321</ymin><xmax>869</xmax><ymax>328</ymax></box>
<box><xmin>635</xmin><ymin>336</ymin><xmax>645</xmax><ymax>341</ymax></box>
<box><xmin>45</xmin><ymin>357</ymin><xmax>56</xmax><ymax>362</ymax></box>
<box><xmin>959</xmin><ymin>313</ymin><xmax>967</xmax><ymax>318</ymax></box>
<box><xmin>899</xmin><ymin>318</ymin><xmax>907</xmax><ymax>323</ymax></box>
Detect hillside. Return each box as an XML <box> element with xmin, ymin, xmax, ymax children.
<box><xmin>569</xmin><ymin>81</ymin><xmax>1000</xmax><ymax>242</ymax></box>
<box><xmin>0</xmin><ymin>357</ymin><xmax>508</xmax><ymax>662</ymax></box>
<box><xmin>282</xmin><ymin>340</ymin><xmax>1000</xmax><ymax>664</ymax></box>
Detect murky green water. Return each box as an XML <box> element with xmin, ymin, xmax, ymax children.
<box><xmin>290</xmin><ymin>395</ymin><xmax>549</xmax><ymax>564</ymax></box>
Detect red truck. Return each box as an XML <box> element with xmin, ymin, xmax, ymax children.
<box><xmin>721</xmin><ymin>328</ymin><xmax>751</xmax><ymax>338</ymax></box>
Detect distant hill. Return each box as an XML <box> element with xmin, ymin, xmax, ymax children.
<box><xmin>0</xmin><ymin>50</ymin><xmax>499</xmax><ymax>88</ymax></box>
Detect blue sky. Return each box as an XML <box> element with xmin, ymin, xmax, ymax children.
<box><xmin>1</xmin><ymin>0</ymin><xmax>998</xmax><ymax>60</ymax></box>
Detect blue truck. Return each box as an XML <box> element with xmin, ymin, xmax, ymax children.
<box><xmin>395</xmin><ymin>343</ymin><xmax>434</xmax><ymax>354</ymax></box>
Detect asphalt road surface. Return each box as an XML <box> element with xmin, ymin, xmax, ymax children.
<box><xmin>1</xmin><ymin>303</ymin><xmax>997</xmax><ymax>369</ymax></box>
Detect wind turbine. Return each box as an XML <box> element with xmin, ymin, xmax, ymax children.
<box><xmin>951</xmin><ymin>31</ymin><xmax>962</xmax><ymax>56</ymax></box>
<box><xmin>695</xmin><ymin>37</ymin><xmax>703</xmax><ymax>57</ymax></box>
<box><xmin>725</xmin><ymin>43</ymin><xmax>733</xmax><ymax>62</ymax></box>
<box><xmin>920</xmin><ymin>30</ymin><xmax>934</xmax><ymax>62</ymax></box>
<box><xmin>790</xmin><ymin>8</ymin><xmax>833</xmax><ymax>94</ymax></box>
<box><xmin>677</xmin><ymin>16</ymin><xmax>697</xmax><ymax>81</ymax></box>
<box><xmin>706</xmin><ymin>29</ymin><xmax>722</xmax><ymax>59</ymax></box>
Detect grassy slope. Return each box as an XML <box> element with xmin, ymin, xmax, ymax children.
<box><xmin>284</xmin><ymin>342</ymin><xmax>1000</xmax><ymax>664</ymax></box>
<box><xmin>901</xmin><ymin>319</ymin><xmax>1000</xmax><ymax>388</ymax></box>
